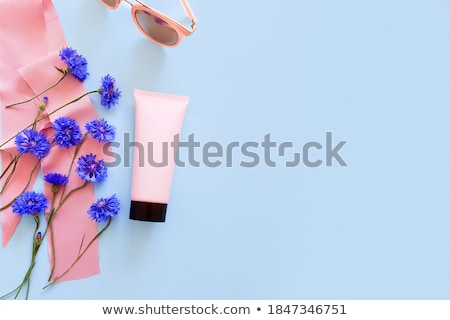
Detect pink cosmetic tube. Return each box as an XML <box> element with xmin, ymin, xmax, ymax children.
<box><xmin>130</xmin><ymin>89</ymin><xmax>189</xmax><ymax>222</ymax></box>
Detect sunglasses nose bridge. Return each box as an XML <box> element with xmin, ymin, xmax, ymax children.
<box><xmin>123</xmin><ymin>0</ymin><xmax>133</xmax><ymax>7</ymax></box>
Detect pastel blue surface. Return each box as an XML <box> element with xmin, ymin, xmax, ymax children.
<box><xmin>1</xmin><ymin>0</ymin><xmax>450</xmax><ymax>299</ymax></box>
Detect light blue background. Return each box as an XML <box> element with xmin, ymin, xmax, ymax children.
<box><xmin>1</xmin><ymin>0</ymin><xmax>450</xmax><ymax>299</ymax></box>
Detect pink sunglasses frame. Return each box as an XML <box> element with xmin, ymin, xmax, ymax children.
<box><xmin>100</xmin><ymin>0</ymin><xmax>198</xmax><ymax>47</ymax></box>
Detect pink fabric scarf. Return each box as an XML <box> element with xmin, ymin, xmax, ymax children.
<box><xmin>0</xmin><ymin>0</ymin><xmax>101</xmax><ymax>282</ymax></box>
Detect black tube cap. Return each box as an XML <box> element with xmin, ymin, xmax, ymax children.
<box><xmin>129</xmin><ymin>201</ymin><xmax>167</xmax><ymax>222</ymax></box>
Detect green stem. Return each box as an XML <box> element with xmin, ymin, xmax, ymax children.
<box><xmin>60</xmin><ymin>181</ymin><xmax>89</xmax><ymax>207</ymax></box>
<box><xmin>0</xmin><ymin>154</ymin><xmax>21</xmax><ymax>195</ymax></box>
<box><xmin>21</xmin><ymin>215</ymin><xmax>41</xmax><ymax>300</ymax></box>
<box><xmin>0</xmin><ymin>153</ymin><xmax>20</xmax><ymax>180</ymax></box>
<box><xmin>0</xmin><ymin>284</ymin><xmax>21</xmax><ymax>300</ymax></box>
<box><xmin>60</xmin><ymin>133</ymin><xmax>88</xmax><ymax>202</ymax></box>
<box><xmin>46</xmin><ymin>208</ymin><xmax>57</xmax><ymax>282</ymax></box>
<box><xmin>1</xmin><ymin>215</ymin><xmax>41</xmax><ymax>300</ymax></box>
<box><xmin>46</xmin><ymin>133</ymin><xmax>89</xmax><ymax>281</ymax></box>
<box><xmin>47</xmin><ymin>178</ymin><xmax>88</xmax><ymax>281</ymax></box>
<box><xmin>43</xmin><ymin>217</ymin><xmax>112</xmax><ymax>289</ymax></box>
<box><xmin>45</xmin><ymin>129</ymin><xmax>88</xmax><ymax>279</ymax></box>
<box><xmin>32</xmin><ymin>107</ymin><xmax>45</xmax><ymax>131</ymax></box>
<box><xmin>47</xmin><ymin>90</ymin><xmax>98</xmax><ymax>120</ymax></box>
<box><xmin>4</xmin><ymin>70</ymin><xmax>68</xmax><ymax>109</ymax></box>
<box><xmin>0</xmin><ymin>90</ymin><xmax>98</xmax><ymax>150</ymax></box>
<box><xmin>0</xmin><ymin>158</ymin><xmax>40</xmax><ymax>211</ymax></box>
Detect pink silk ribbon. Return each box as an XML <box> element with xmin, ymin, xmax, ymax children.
<box><xmin>0</xmin><ymin>0</ymin><xmax>101</xmax><ymax>282</ymax></box>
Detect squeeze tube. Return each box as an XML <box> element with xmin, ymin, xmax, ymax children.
<box><xmin>130</xmin><ymin>89</ymin><xmax>189</xmax><ymax>222</ymax></box>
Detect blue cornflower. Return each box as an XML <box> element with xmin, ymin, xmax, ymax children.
<box><xmin>59</xmin><ymin>47</ymin><xmax>89</xmax><ymax>82</ymax></box>
<box><xmin>98</xmin><ymin>74</ymin><xmax>121</xmax><ymax>109</ymax></box>
<box><xmin>76</xmin><ymin>153</ymin><xmax>108</xmax><ymax>183</ymax></box>
<box><xmin>87</xmin><ymin>194</ymin><xmax>120</xmax><ymax>223</ymax></box>
<box><xmin>12</xmin><ymin>191</ymin><xmax>48</xmax><ymax>216</ymax></box>
<box><xmin>85</xmin><ymin>119</ymin><xmax>116</xmax><ymax>143</ymax></box>
<box><xmin>44</xmin><ymin>173</ymin><xmax>69</xmax><ymax>186</ymax></box>
<box><xmin>15</xmin><ymin>129</ymin><xmax>51</xmax><ymax>159</ymax></box>
<box><xmin>52</xmin><ymin>117</ymin><xmax>83</xmax><ymax>148</ymax></box>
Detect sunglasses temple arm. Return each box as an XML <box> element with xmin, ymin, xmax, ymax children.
<box><xmin>180</xmin><ymin>0</ymin><xmax>198</xmax><ymax>30</ymax></box>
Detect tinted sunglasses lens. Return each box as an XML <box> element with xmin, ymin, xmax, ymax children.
<box><xmin>135</xmin><ymin>10</ymin><xmax>179</xmax><ymax>46</ymax></box>
<box><xmin>101</xmin><ymin>0</ymin><xmax>118</xmax><ymax>8</ymax></box>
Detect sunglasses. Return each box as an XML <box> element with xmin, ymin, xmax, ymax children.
<box><xmin>100</xmin><ymin>0</ymin><xmax>198</xmax><ymax>47</ymax></box>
